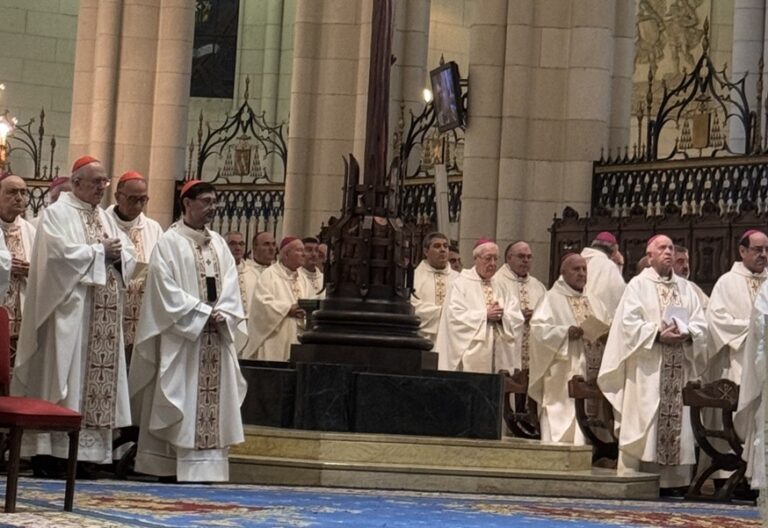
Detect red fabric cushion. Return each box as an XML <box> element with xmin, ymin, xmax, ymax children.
<box><xmin>0</xmin><ymin>396</ymin><xmax>82</xmax><ymax>428</ymax></box>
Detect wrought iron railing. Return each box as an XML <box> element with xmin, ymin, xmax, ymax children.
<box><xmin>593</xmin><ymin>20</ymin><xmax>768</xmax><ymax>218</ymax></box>
<box><xmin>5</xmin><ymin>108</ymin><xmax>60</xmax><ymax>216</ymax></box>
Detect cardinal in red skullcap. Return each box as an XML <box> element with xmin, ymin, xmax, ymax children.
<box><xmin>129</xmin><ymin>174</ymin><xmax>248</xmax><ymax>483</ymax></box>
<box><xmin>106</xmin><ymin>169</ymin><xmax>163</xmax><ymax>350</ymax></box>
<box><xmin>12</xmin><ymin>154</ymin><xmax>140</xmax><ymax>467</ymax></box>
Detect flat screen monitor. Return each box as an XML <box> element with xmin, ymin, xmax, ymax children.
<box><xmin>429</xmin><ymin>61</ymin><xmax>464</xmax><ymax>133</ymax></box>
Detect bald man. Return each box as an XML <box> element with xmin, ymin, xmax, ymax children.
<box><xmin>247</xmin><ymin>231</ymin><xmax>276</xmax><ymax>276</ymax></box>
<box><xmin>495</xmin><ymin>241</ymin><xmax>547</xmax><ymax>371</ymax></box>
<box><xmin>0</xmin><ymin>174</ymin><xmax>35</xmax><ymax>346</ymax></box>
<box><xmin>529</xmin><ymin>254</ymin><xmax>610</xmax><ymax>445</ymax></box>
<box><xmin>598</xmin><ymin>234</ymin><xmax>708</xmax><ymax>495</ymax></box>
<box><xmin>673</xmin><ymin>245</ymin><xmax>709</xmax><ymax>310</ymax></box>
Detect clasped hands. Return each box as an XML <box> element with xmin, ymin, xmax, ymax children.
<box><xmin>487</xmin><ymin>302</ymin><xmax>503</xmax><ymax>323</ymax></box>
<box><xmin>11</xmin><ymin>258</ymin><xmax>29</xmax><ymax>278</ymax></box>
<box><xmin>658</xmin><ymin>321</ymin><xmax>690</xmax><ymax>344</ymax></box>
<box><xmin>102</xmin><ymin>238</ymin><xmax>122</xmax><ymax>261</ymax></box>
<box><xmin>208</xmin><ymin>310</ymin><xmax>226</xmax><ymax>325</ymax></box>
<box><xmin>288</xmin><ymin>304</ymin><xmax>306</xmax><ymax>319</ymax></box>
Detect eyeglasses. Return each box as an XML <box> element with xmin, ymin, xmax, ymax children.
<box><xmin>512</xmin><ymin>253</ymin><xmax>533</xmax><ymax>260</ymax></box>
<box><xmin>748</xmin><ymin>246</ymin><xmax>768</xmax><ymax>254</ymax></box>
<box><xmin>80</xmin><ymin>177</ymin><xmax>110</xmax><ymax>188</ymax></box>
<box><xmin>118</xmin><ymin>193</ymin><xmax>149</xmax><ymax>206</ymax></box>
<box><xmin>4</xmin><ymin>188</ymin><xmax>27</xmax><ymax>198</ymax></box>
<box><xmin>194</xmin><ymin>197</ymin><xmax>222</xmax><ymax>207</ymax></box>
<box><xmin>228</xmin><ymin>241</ymin><xmax>245</xmax><ymax>247</ymax></box>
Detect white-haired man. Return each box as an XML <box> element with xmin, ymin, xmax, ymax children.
<box><xmin>436</xmin><ymin>238</ymin><xmax>524</xmax><ymax>373</ymax></box>
<box><xmin>245</xmin><ymin>236</ymin><xmax>317</xmax><ymax>361</ymax></box>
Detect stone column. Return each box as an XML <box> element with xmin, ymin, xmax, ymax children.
<box><xmin>85</xmin><ymin>0</ymin><xmax>123</xmax><ymax>176</ymax></box>
<box><xmin>457</xmin><ymin>0</ymin><xmax>508</xmax><ymax>261</ymax></box>
<box><xmin>608</xmin><ymin>0</ymin><xmax>636</xmax><ymax>150</ymax></box>
<box><xmin>68</xmin><ymin>0</ymin><xmax>195</xmax><ymax>227</ymax></box>
<box><xmin>731</xmin><ymin>0</ymin><xmax>766</xmax><ymax>151</ymax></box>
<box><xmin>145</xmin><ymin>0</ymin><xmax>196</xmax><ymax>226</ymax></box>
<box><xmin>69</xmin><ymin>0</ymin><xmax>99</xmax><ymax>159</ymax></box>
<box><xmin>283</xmin><ymin>0</ymin><xmax>368</xmax><ymax>237</ymax></box>
<box><xmin>260</xmin><ymin>0</ymin><xmax>285</xmax><ymax>124</ymax></box>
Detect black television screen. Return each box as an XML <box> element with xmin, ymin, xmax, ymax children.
<box><xmin>429</xmin><ymin>61</ymin><xmax>464</xmax><ymax>133</ymax></box>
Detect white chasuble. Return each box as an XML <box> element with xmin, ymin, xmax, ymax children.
<box><xmin>300</xmin><ymin>267</ymin><xmax>325</xmax><ymax>297</ymax></box>
<box><xmin>495</xmin><ymin>265</ymin><xmax>547</xmax><ymax>370</ymax></box>
<box><xmin>411</xmin><ymin>260</ymin><xmax>459</xmax><ymax>347</ymax></box>
<box><xmin>734</xmin><ymin>281</ymin><xmax>768</xmax><ymax>489</ymax></box>
<box><xmin>707</xmin><ymin>261</ymin><xmax>766</xmax><ymax>385</ymax></box>
<box><xmin>598</xmin><ymin>267</ymin><xmax>707</xmax><ymax>487</ymax></box>
<box><xmin>12</xmin><ymin>191</ymin><xmax>137</xmax><ymax>463</ymax></box>
<box><xmin>435</xmin><ymin>267</ymin><xmax>524</xmax><ymax>373</ymax></box>
<box><xmin>246</xmin><ymin>259</ymin><xmax>270</xmax><ymax>276</ymax></box>
<box><xmin>529</xmin><ymin>278</ymin><xmax>609</xmax><ymax>444</ymax></box>
<box><xmin>581</xmin><ymin>247</ymin><xmax>626</xmax><ymax>315</ymax></box>
<box><xmin>106</xmin><ymin>206</ymin><xmax>163</xmax><ymax>349</ymax></box>
<box><xmin>244</xmin><ymin>262</ymin><xmax>317</xmax><ymax>361</ymax></box>
<box><xmin>129</xmin><ymin>222</ymin><xmax>247</xmax><ymax>482</ymax></box>
<box><xmin>0</xmin><ymin>216</ymin><xmax>35</xmax><ymax>340</ymax></box>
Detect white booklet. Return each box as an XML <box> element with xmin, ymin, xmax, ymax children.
<box><xmin>580</xmin><ymin>315</ymin><xmax>610</xmax><ymax>343</ymax></box>
<box><xmin>662</xmin><ymin>305</ymin><xmax>690</xmax><ymax>335</ymax></box>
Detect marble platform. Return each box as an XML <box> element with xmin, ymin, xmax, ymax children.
<box><xmin>229</xmin><ymin>426</ymin><xmax>659</xmax><ymax>499</ymax></box>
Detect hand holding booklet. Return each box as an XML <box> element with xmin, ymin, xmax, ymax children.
<box><xmin>580</xmin><ymin>315</ymin><xmax>610</xmax><ymax>343</ymax></box>
<box><xmin>662</xmin><ymin>305</ymin><xmax>689</xmax><ymax>335</ymax></box>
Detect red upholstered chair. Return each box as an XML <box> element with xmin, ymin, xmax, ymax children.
<box><xmin>0</xmin><ymin>307</ymin><xmax>82</xmax><ymax>512</ymax></box>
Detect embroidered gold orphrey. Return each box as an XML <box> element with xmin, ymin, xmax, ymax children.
<box><xmin>747</xmin><ymin>275</ymin><xmax>765</xmax><ymax>303</ymax></box>
<box><xmin>2</xmin><ymin>224</ymin><xmax>25</xmax><ymax>339</ymax></box>
<box><xmin>517</xmin><ymin>279</ymin><xmax>532</xmax><ymax>370</ymax></box>
<box><xmin>193</xmin><ymin>241</ymin><xmax>223</xmax><ymax>450</ymax></box>
<box><xmin>237</xmin><ymin>263</ymin><xmax>248</xmax><ymax>316</ymax></box>
<box><xmin>123</xmin><ymin>226</ymin><xmax>146</xmax><ymax>347</ymax></box>
<box><xmin>655</xmin><ymin>279</ymin><xmax>685</xmax><ymax>466</ymax></box>
<box><xmin>566</xmin><ymin>294</ymin><xmax>604</xmax><ymax>383</ymax></box>
<box><xmin>80</xmin><ymin>209</ymin><xmax>122</xmax><ymax>429</ymax></box>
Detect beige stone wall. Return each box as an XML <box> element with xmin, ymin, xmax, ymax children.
<box><xmin>0</xmin><ymin>0</ymin><xmax>79</xmax><ymax>179</ymax></box>
<box><xmin>427</xmin><ymin>0</ymin><xmax>470</xmax><ymax>71</ymax></box>
<box><xmin>458</xmin><ymin>0</ymin><xmax>635</xmax><ymax>280</ymax></box>
<box><xmin>69</xmin><ymin>0</ymin><xmax>196</xmax><ymax>227</ymax></box>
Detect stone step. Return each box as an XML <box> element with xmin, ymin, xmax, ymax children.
<box><xmin>232</xmin><ymin>425</ymin><xmax>594</xmax><ymax>472</ymax></box>
<box><xmin>229</xmin><ymin>454</ymin><xmax>659</xmax><ymax>499</ymax></box>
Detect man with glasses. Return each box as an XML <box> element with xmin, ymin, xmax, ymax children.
<box><xmin>106</xmin><ymin>171</ymin><xmax>163</xmax><ymax>360</ymax></box>
<box><xmin>436</xmin><ymin>238</ymin><xmax>524</xmax><ymax>373</ymax></box>
<box><xmin>709</xmin><ymin>230</ymin><xmax>768</xmax><ymax>402</ymax></box>
<box><xmin>13</xmin><ymin>155</ymin><xmax>138</xmax><ymax>469</ymax></box>
<box><xmin>0</xmin><ymin>174</ymin><xmax>35</xmax><ymax>352</ymax></box>
<box><xmin>495</xmin><ymin>240</ymin><xmax>547</xmax><ymax>371</ymax></box>
<box><xmin>130</xmin><ymin>179</ymin><xmax>246</xmax><ymax>482</ymax></box>
<box><xmin>225</xmin><ymin>231</ymin><xmax>259</xmax><ymax>355</ymax></box>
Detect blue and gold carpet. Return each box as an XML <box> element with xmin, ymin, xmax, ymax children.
<box><xmin>0</xmin><ymin>479</ymin><xmax>759</xmax><ymax>527</ymax></box>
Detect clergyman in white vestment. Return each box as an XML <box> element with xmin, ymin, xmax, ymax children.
<box><xmin>245</xmin><ymin>237</ymin><xmax>317</xmax><ymax>361</ymax></box>
<box><xmin>106</xmin><ymin>171</ymin><xmax>164</xmax><ymax>356</ymax></box>
<box><xmin>411</xmin><ymin>232</ymin><xmax>458</xmax><ymax>347</ymax></box>
<box><xmin>529</xmin><ymin>254</ymin><xmax>610</xmax><ymax>445</ymax></box>
<box><xmin>13</xmin><ymin>156</ymin><xmax>137</xmax><ymax>464</ymax></box>
<box><xmin>130</xmin><ymin>180</ymin><xmax>247</xmax><ymax>482</ymax></box>
<box><xmin>598</xmin><ymin>234</ymin><xmax>708</xmax><ymax>490</ymax></box>
<box><xmin>673</xmin><ymin>245</ymin><xmax>709</xmax><ymax>311</ymax></box>
<box><xmin>0</xmin><ymin>175</ymin><xmax>36</xmax><ymax>347</ymax></box>
<box><xmin>581</xmin><ymin>231</ymin><xmax>626</xmax><ymax>314</ymax></box>
<box><xmin>246</xmin><ymin>230</ymin><xmax>276</xmax><ymax>276</ymax></box>
<box><xmin>436</xmin><ymin>238</ymin><xmax>524</xmax><ymax>373</ymax></box>
<box><xmin>495</xmin><ymin>240</ymin><xmax>547</xmax><ymax>371</ymax></box>
<box><xmin>300</xmin><ymin>236</ymin><xmax>325</xmax><ymax>297</ymax></box>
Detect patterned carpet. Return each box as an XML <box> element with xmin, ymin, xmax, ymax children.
<box><xmin>0</xmin><ymin>479</ymin><xmax>759</xmax><ymax>527</ymax></box>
